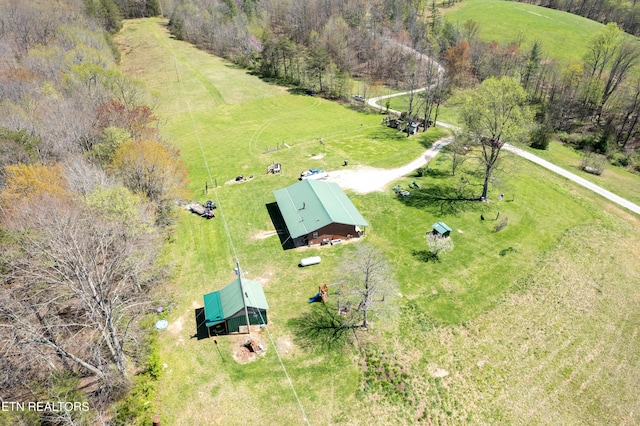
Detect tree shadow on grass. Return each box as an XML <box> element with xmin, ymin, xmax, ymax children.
<box><xmin>288</xmin><ymin>304</ymin><xmax>354</xmax><ymax>353</ymax></box>
<box><xmin>412</xmin><ymin>167</ymin><xmax>450</xmax><ymax>179</ymax></box>
<box><xmin>396</xmin><ymin>184</ymin><xmax>484</xmax><ymax>216</ymax></box>
<box><xmin>411</xmin><ymin>249</ymin><xmax>440</xmax><ymax>263</ymax></box>
<box><xmin>286</xmin><ymin>87</ymin><xmax>311</xmax><ymax>96</ymax></box>
<box><xmin>367</xmin><ymin>127</ymin><xmax>410</xmax><ymax>142</ymax></box>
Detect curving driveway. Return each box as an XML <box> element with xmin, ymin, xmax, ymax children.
<box><xmin>503</xmin><ymin>145</ymin><xmax>640</xmax><ymax>215</ymax></box>
<box><xmin>326</xmin><ymin>137</ymin><xmax>451</xmax><ymax>193</ymax></box>
<box><xmin>334</xmin><ymin>92</ymin><xmax>640</xmax><ymax>216</ymax></box>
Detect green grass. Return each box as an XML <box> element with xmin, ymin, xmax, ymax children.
<box><xmin>443</xmin><ymin>0</ymin><xmax>606</xmax><ymax>64</ymax></box>
<box><xmin>363</xmin><ymin>150</ymin><xmax>600</xmax><ymax>324</ymax></box>
<box><xmin>522</xmin><ymin>140</ymin><xmax>640</xmax><ymax>206</ymax></box>
<box><xmin>116</xmin><ymin>18</ymin><xmax>640</xmax><ymax>425</ymax></box>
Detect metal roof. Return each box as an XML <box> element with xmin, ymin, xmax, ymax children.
<box><xmin>203</xmin><ymin>278</ymin><xmax>269</xmax><ymax>327</ymax></box>
<box><xmin>432</xmin><ymin>222</ymin><xmax>452</xmax><ymax>234</ymax></box>
<box><xmin>273</xmin><ymin>179</ymin><xmax>368</xmax><ymax>238</ymax></box>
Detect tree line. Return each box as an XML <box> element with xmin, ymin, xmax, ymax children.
<box><xmin>84</xmin><ymin>0</ymin><xmax>161</xmax><ymax>32</ymax></box>
<box><xmin>165</xmin><ymin>0</ymin><xmax>463</xmax><ymax>98</ymax></box>
<box><xmin>514</xmin><ymin>0</ymin><xmax>640</xmax><ymax>38</ymax></box>
<box><xmin>0</xmin><ymin>0</ymin><xmax>186</xmax><ymax>423</ymax></box>
<box><xmin>445</xmin><ymin>20</ymin><xmax>640</xmax><ymax>164</ymax></box>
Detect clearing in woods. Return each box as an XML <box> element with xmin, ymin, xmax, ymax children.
<box><xmin>116</xmin><ymin>17</ymin><xmax>640</xmax><ymax>425</ymax></box>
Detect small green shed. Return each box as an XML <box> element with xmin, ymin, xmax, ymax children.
<box><xmin>203</xmin><ymin>277</ymin><xmax>269</xmax><ymax>335</ymax></box>
<box><xmin>432</xmin><ymin>222</ymin><xmax>452</xmax><ymax>237</ymax></box>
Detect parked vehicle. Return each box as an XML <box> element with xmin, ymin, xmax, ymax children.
<box><xmin>267</xmin><ymin>163</ymin><xmax>281</xmax><ymax>174</ymax></box>
<box><xmin>187</xmin><ymin>201</ymin><xmax>215</xmax><ymax>219</ymax></box>
<box><xmin>300</xmin><ymin>168</ymin><xmax>328</xmax><ymax>180</ymax></box>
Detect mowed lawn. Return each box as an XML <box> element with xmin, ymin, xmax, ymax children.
<box><xmin>116</xmin><ymin>18</ymin><xmax>640</xmax><ymax>425</ymax></box>
<box><xmin>443</xmin><ymin>0</ymin><xmax>605</xmax><ymax>64</ymax></box>
<box><xmin>521</xmin><ymin>140</ymin><xmax>640</xmax><ymax>206</ymax></box>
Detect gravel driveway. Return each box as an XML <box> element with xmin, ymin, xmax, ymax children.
<box><xmin>325</xmin><ymin>137</ymin><xmax>452</xmax><ymax>193</ymax></box>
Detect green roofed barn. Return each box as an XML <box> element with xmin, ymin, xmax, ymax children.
<box><xmin>273</xmin><ymin>179</ymin><xmax>368</xmax><ymax>247</ymax></box>
<box><xmin>203</xmin><ymin>277</ymin><xmax>269</xmax><ymax>335</ymax></box>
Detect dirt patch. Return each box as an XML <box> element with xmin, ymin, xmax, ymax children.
<box><xmin>229</xmin><ymin>333</ymin><xmax>267</xmax><ymax>364</ymax></box>
<box><xmin>167</xmin><ymin>316</ymin><xmax>183</xmax><ymax>335</ymax></box>
<box><xmin>324</xmin><ymin>138</ymin><xmax>451</xmax><ymax>193</ymax></box>
<box><xmin>252</xmin><ymin>230</ymin><xmax>277</xmax><ymax>240</ymax></box>
<box><xmin>251</xmin><ymin>270</ymin><xmax>274</xmax><ymax>288</ymax></box>
<box><xmin>166</xmin><ymin>307</ymin><xmax>191</xmax><ymax>345</ymax></box>
<box><xmin>276</xmin><ymin>335</ymin><xmax>296</xmax><ymax>357</ymax></box>
<box><xmin>310</xmin><ymin>153</ymin><xmax>325</xmax><ymax>160</ymax></box>
<box><xmin>428</xmin><ymin>365</ymin><xmax>449</xmax><ymax>378</ymax></box>
<box><xmin>225</xmin><ymin>175</ymin><xmax>255</xmax><ymax>186</ymax></box>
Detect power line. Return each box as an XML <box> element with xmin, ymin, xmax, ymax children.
<box><xmin>170</xmin><ymin>50</ymin><xmax>309</xmax><ymax>425</ymax></box>
<box><xmin>244</xmin><ymin>289</ymin><xmax>310</xmax><ymax>425</ymax></box>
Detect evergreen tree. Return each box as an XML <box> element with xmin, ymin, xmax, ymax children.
<box><xmin>84</xmin><ymin>0</ymin><xmax>122</xmax><ymax>33</ymax></box>
<box><xmin>100</xmin><ymin>0</ymin><xmax>123</xmax><ymax>32</ymax></box>
<box><xmin>145</xmin><ymin>0</ymin><xmax>160</xmax><ymax>16</ymax></box>
<box><xmin>169</xmin><ymin>11</ymin><xmax>185</xmax><ymax>40</ymax></box>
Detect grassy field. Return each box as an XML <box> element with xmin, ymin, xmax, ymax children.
<box><xmin>442</xmin><ymin>0</ymin><xmax>605</xmax><ymax>64</ymax></box>
<box><xmin>522</xmin><ymin>141</ymin><xmax>640</xmax><ymax>206</ymax></box>
<box><xmin>116</xmin><ymin>18</ymin><xmax>640</xmax><ymax>425</ymax></box>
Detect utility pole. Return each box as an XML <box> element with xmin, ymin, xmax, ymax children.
<box><xmin>236</xmin><ymin>259</ymin><xmax>252</xmax><ymax>335</ymax></box>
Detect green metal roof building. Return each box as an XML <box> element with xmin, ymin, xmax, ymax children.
<box><xmin>273</xmin><ymin>179</ymin><xmax>368</xmax><ymax>247</ymax></box>
<box><xmin>203</xmin><ymin>277</ymin><xmax>269</xmax><ymax>335</ymax></box>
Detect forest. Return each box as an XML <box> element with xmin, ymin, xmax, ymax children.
<box><xmin>0</xmin><ymin>0</ymin><xmax>185</xmax><ymax>423</ymax></box>
<box><xmin>1</xmin><ymin>0</ymin><xmax>640</xmax><ymax>424</ymax></box>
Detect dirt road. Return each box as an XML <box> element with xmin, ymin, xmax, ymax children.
<box><xmin>325</xmin><ymin>137</ymin><xmax>451</xmax><ymax>193</ymax></box>
<box><xmin>359</xmin><ymin>93</ymin><xmax>640</xmax><ymax>215</ymax></box>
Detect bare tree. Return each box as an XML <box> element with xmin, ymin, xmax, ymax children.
<box><xmin>615</xmin><ymin>76</ymin><xmax>640</xmax><ymax>147</ymax></box>
<box><xmin>582</xmin><ymin>23</ymin><xmax>640</xmax><ymax>123</ymax></box>
<box><xmin>446</xmin><ymin>131</ymin><xmax>471</xmax><ymax>176</ymax></box>
<box><xmin>337</xmin><ymin>244</ymin><xmax>397</xmax><ymax>329</ymax></box>
<box><xmin>110</xmin><ymin>139</ymin><xmax>189</xmax><ymax>225</ymax></box>
<box><xmin>0</xmin><ymin>194</ymin><xmax>162</xmax><ymax>398</ymax></box>
<box><xmin>596</xmin><ymin>37</ymin><xmax>640</xmax><ymax>123</ymax></box>
<box><xmin>62</xmin><ymin>154</ymin><xmax>112</xmax><ymax>195</ymax></box>
<box><xmin>421</xmin><ymin>57</ymin><xmax>442</xmax><ymax>127</ymax></box>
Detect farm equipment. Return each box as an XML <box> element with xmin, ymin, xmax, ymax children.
<box><xmin>393</xmin><ymin>185</ymin><xmax>410</xmax><ymax>197</ymax></box>
<box><xmin>187</xmin><ymin>200</ymin><xmax>216</xmax><ymax>219</ymax></box>
<box><xmin>266</xmin><ymin>163</ymin><xmax>281</xmax><ymax>174</ymax></box>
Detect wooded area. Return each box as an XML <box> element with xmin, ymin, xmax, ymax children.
<box><xmin>0</xmin><ymin>0</ymin><xmax>185</xmax><ymax>423</ymax></box>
